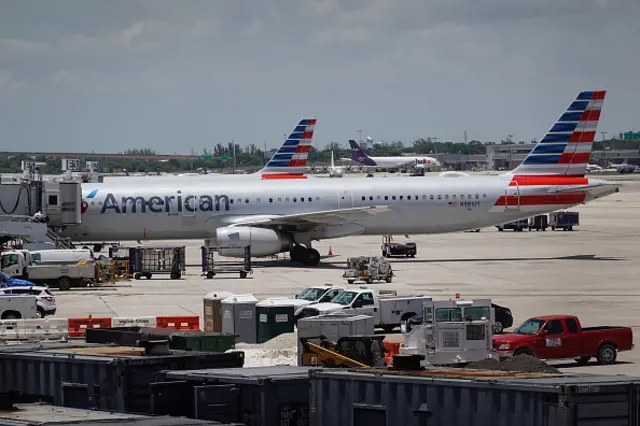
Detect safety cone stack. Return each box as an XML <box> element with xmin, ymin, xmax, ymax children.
<box><xmin>328</xmin><ymin>246</ymin><xmax>333</xmax><ymax>256</ymax></box>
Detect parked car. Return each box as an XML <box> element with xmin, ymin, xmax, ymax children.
<box><xmin>493</xmin><ymin>315</ymin><xmax>634</xmax><ymax>365</ymax></box>
<box><xmin>406</xmin><ymin>303</ymin><xmax>513</xmax><ymax>334</ymax></box>
<box><xmin>0</xmin><ymin>285</ymin><xmax>56</xmax><ymax>318</ymax></box>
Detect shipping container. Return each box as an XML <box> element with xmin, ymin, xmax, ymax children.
<box><xmin>0</xmin><ymin>402</ymin><xmax>226</xmax><ymax>425</ymax></box>
<box><xmin>309</xmin><ymin>368</ymin><xmax>640</xmax><ymax>426</ymax></box>
<box><xmin>155</xmin><ymin>366</ymin><xmax>312</xmax><ymax>426</ymax></box>
<box><xmin>0</xmin><ymin>342</ymin><xmax>244</xmax><ymax>415</ymax></box>
<box><xmin>85</xmin><ymin>327</ymin><xmax>237</xmax><ymax>353</ymax></box>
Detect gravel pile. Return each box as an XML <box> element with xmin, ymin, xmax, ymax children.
<box><xmin>228</xmin><ymin>332</ymin><xmax>298</xmax><ymax>367</ymax></box>
<box><xmin>467</xmin><ymin>354</ymin><xmax>561</xmax><ymax>374</ymax></box>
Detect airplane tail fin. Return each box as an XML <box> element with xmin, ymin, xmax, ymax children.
<box><xmin>330</xmin><ymin>150</ymin><xmax>335</xmax><ymax>168</ymax></box>
<box><xmin>259</xmin><ymin>118</ymin><xmax>316</xmax><ymax>175</ymax></box>
<box><xmin>510</xmin><ymin>90</ymin><xmax>606</xmax><ymax>178</ymax></box>
<box><xmin>349</xmin><ymin>140</ymin><xmax>377</xmax><ymax>166</ymax></box>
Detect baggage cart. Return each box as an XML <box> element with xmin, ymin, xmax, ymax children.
<box><xmin>126</xmin><ymin>246</ymin><xmax>186</xmax><ymax>280</ymax></box>
<box><xmin>201</xmin><ymin>245</ymin><xmax>252</xmax><ymax>279</ymax></box>
<box><xmin>342</xmin><ymin>256</ymin><xmax>393</xmax><ymax>284</ymax></box>
<box><xmin>528</xmin><ymin>214</ymin><xmax>548</xmax><ymax>231</ymax></box>
<box><xmin>381</xmin><ymin>235</ymin><xmax>417</xmax><ymax>258</ymax></box>
<box><xmin>549</xmin><ymin>211</ymin><xmax>579</xmax><ymax>231</ymax></box>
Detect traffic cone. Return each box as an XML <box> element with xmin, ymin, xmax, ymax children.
<box><xmin>328</xmin><ymin>246</ymin><xmax>333</xmax><ymax>256</ymax></box>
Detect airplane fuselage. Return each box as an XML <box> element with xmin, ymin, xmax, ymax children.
<box><xmin>61</xmin><ymin>174</ymin><xmax>611</xmax><ymax>242</ymax></box>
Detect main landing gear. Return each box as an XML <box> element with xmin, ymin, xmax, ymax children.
<box><xmin>290</xmin><ymin>244</ymin><xmax>321</xmax><ymax>266</ymax></box>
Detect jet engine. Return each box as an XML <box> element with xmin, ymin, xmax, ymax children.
<box><xmin>215</xmin><ymin>226</ymin><xmax>293</xmax><ymax>257</ymax></box>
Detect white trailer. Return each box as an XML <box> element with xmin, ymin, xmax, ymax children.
<box><xmin>1</xmin><ymin>251</ymin><xmax>96</xmax><ymax>290</ymax></box>
<box><xmin>0</xmin><ymin>295</ymin><xmax>38</xmax><ymax>320</ymax></box>
<box><xmin>294</xmin><ymin>287</ymin><xmax>427</xmax><ymax>332</ymax></box>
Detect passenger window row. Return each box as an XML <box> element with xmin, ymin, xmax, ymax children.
<box><xmin>360</xmin><ymin>193</ymin><xmax>488</xmax><ymax>202</ymax></box>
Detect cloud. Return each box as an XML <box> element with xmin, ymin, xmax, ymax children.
<box><xmin>0</xmin><ymin>69</ymin><xmax>25</xmax><ymax>94</ymax></box>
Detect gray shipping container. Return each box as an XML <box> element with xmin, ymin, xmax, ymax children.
<box><xmin>0</xmin><ymin>341</ymin><xmax>244</xmax><ymax>415</ymax></box>
<box><xmin>0</xmin><ymin>402</ymin><xmax>225</xmax><ymax>425</ymax></box>
<box><xmin>161</xmin><ymin>366</ymin><xmax>312</xmax><ymax>426</ymax></box>
<box><xmin>297</xmin><ymin>314</ymin><xmax>374</xmax><ymax>365</ymax></box>
<box><xmin>309</xmin><ymin>368</ymin><xmax>640</xmax><ymax>426</ymax></box>
<box><xmin>221</xmin><ymin>294</ymin><xmax>258</xmax><ymax>344</ymax></box>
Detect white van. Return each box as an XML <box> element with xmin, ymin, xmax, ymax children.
<box><xmin>29</xmin><ymin>249</ymin><xmax>94</xmax><ymax>265</ymax></box>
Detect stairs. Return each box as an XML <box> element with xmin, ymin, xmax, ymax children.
<box><xmin>0</xmin><ymin>215</ymin><xmax>75</xmax><ymax>249</ymax></box>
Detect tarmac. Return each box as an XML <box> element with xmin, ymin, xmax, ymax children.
<box><xmin>55</xmin><ymin>171</ymin><xmax>640</xmax><ymax>376</ymax></box>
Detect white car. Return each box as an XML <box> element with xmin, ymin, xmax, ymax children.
<box><xmin>0</xmin><ymin>285</ymin><xmax>56</xmax><ymax>318</ymax></box>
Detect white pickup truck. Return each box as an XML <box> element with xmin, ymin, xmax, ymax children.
<box><xmin>294</xmin><ymin>287</ymin><xmax>429</xmax><ymax>332</ymax></box>
<box><xmin>1</xmin><ymin>251</ymin><xmax>96</xmax><ymax>291</ymax></box>
<box><xmin>0</xmin><ymin>295</ymin><xmax>38</xmax><ymax>320</ymax></box>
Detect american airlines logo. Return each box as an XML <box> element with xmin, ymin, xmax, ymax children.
<box><xmin>84</xmin><ymin>189</ymin><xmax>231</xmax><ymax>215</ymax></box>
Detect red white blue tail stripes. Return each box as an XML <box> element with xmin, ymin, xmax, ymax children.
<box><xmin>260</xmin><ymin>118</ymin><xmax>316</xmax><ymax>175</ymax></box>
<box><xmin>511</xmin><ymin>90</ymin><xmax>605</xmax><ymax>177</ymax></box>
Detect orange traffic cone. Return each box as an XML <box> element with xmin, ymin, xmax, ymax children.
<box><xmin>328</xmin><ymin>246</ymin><xmax>333</xmax><ymax>256</ymax></box>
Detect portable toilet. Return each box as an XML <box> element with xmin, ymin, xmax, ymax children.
<box><xmin>255</xmin><ymin>298</ymin><xmax>296</xmax><ymax>343</ymax></box>
<box><xmin>203</xmin><ymin>291</ymin><xmax>235</xmax><ymax>333</ymax></box>
<box><xmin>221</xmin><ymin>294</ymin><xmax>258</xmax><ymax>344</ymax></box>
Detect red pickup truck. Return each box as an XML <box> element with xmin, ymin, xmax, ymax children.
<box><xmin>493</xmin><ymin>315</ymin><xmax>634</xmax><ymax>365</ymax></box>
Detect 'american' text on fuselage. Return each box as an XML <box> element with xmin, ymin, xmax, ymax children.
<box><xmin>98</xmin><ymin>191</ymin><xmax>231</xmax><ymax>214</ymax></box>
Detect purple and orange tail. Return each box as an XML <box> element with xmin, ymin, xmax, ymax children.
<box><xmin>510</xmin><ymin>90</ymin><xmax>606</xmax><ymax>178</ymax></box>
<box><xmin>259</xmin><ymin>118</ymin><xmax>316</xmax><ymax>175</ymax></box>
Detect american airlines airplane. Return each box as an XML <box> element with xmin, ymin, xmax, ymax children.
<box><xmin>61</xmin><ymin>90</ymin><xmax>619</xmax><ymax>266</ymax></box>
<box><xmin>344</xmin><ymin>139</ymin><xmax>441</xmax><ymax>170</ymax></box>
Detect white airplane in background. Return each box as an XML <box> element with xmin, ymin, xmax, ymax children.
<box><xmin>102</xmin><ymin>118</ymin><xmax>318</xmax><ymax>184</ymax></box>
<box><xmin>62</xmin><ymin>90</ymin><xmax>619</xmax><ymax>266</ymax></box>
<box><xmin>328</xmin><ymin>151</ymin><xmax>345</xmax><ymax>178</ymax></box>
<box><xmin>586</xmin><ymin>164</ymin><xmax>603</xmax><ymax>172</ymax></box>
<box><xmin>343</xmin><ymin>139</ymin><xmax>441</xmax><ymax>170</ymax></box>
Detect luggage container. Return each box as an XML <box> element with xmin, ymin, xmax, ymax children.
<box><xmin>85</xmin><ymin>327</ymin><xmax>237</xmax><ymax>353</ymax></box>
<box><xmin>255</xmin><ymin>298</ymin><xmax>296</xmax><ymax>343</ymax></box>
<box><xmin>309</xmin><ymin>368</ymin><xmax>640</xmax><ymax>426</ymax></box>
<box><xmin>201</xmin><ymin>245</ymin><xmax>252</xmax><ymax>279</ymax></box>
<box><xmin>126</xmin><ymin>246</ymin><xmax>186</xmax><ymax>280</ymax></box>
<box><xmin>203</xmin><ymin>291</ymin><xmax>235</xmax><ymax>333</ymax></box>
<box><xmin>155</xmin><ymin>366</ymin><xmax>311</xmax><ymax>426</ymax></box>
<box><xmin>0</xmin><ymin>341</ymin><xmax>244</xmax><ymax>414</ymax></box>
<box><xmin>549</xmin><ymin>211</ymin><xmax>580</xmax><ymax>231</ymax></box>
<box><xmin>296</xmin><ymin>314</ymin><xmax>374</xmax><ymax>365</ymax></box>
<box><xmin>528</xmin><ymin>214</ymin><xmax>548</xmax><ymax>231</ymax></box>
<box><xmin>221</xmin><ymin>294</ymin><xmax>258</xmax><ymax>344</ymax></box>
<box><xmin>0</xmin><ymin>402</ymin><xmax>223</xmax><ymax>425</ymax></box>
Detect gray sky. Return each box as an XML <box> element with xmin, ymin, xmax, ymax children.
<box><xmin>0</xmin><ymin>0</ymin><xmax>638</xmax><ymax>153</ymax></box>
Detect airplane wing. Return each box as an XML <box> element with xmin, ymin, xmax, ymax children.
<box><xmin>223</xmin><ymin>205</ymin><xmax>390</xmax><ymax>230</ymax></box>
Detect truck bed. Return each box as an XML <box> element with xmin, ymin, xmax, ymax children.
<box><xmin>582</xmin><ymin>326</ymin><xmax>630</xmax><ymax>332</ymax></box>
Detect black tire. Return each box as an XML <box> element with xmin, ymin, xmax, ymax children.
<box><xmin>493</xmin><ymin>320</ymin><xmax>504</xmax><ymax>334</ymax></box>
<box><xmin>240</xmin><ymin>271</ymin><xmax>248</xmax><ymax>279</ymax></box>
<box><xmin>498</xmin><ymin>227</ymin><xmax>503</xmax><ymax>231</ymax></box>
<box><xmin>596</xmin><ymin>344</ymin><xmax>617</xmax><ymax>365</ymax></box>
<box><xmin>170</xmin><ymin>272</ymin><xmax>181</xmax><ymax>280</ymax></box>
<box><xmin>37</xmin><ymin>307</ymin><xmax>46</xmax><ymax>318</ymax></box>
<box><xmin>206</xmin><ymin>271</ymin><xmax>214</xmax><ymax>279</ymax></box>
<box><xmin>1</xmin><ymin>311</ymin><xmax>20</xmax><ymax>320</ymax></box>
<box><xmin>347</xmin><ymin>280</ymin><xmax>354</xmax><ymax>284</ymax></box>
<box><xmin>514</xmin><ymin>348</ymin><xmax>534</xmax><ymax>357</ymax></box>
<box><xmin>575</xmin><ymin>356</ymin><xmax>590</xmax><ymax>365</ymax></box>
<box><xmin>385</xmin><ymin>276</ymin><xmax>392</xmax><ymax>283</ymax></box>
<box><xmin>145</xmin><ymin>273</ymin><xmax>152</xmax><ymax>279</ymax></box>
<box><xmin>58</xmin><ymin>277</ymin><xmax>71</xmax><ymax>291</ymax></box>
<box><xmin>365</xmin><ymin>278</ymin><xmax>373</xmax><ymax>284</ymax></box>
<box><xmin>134</xmin><ymin>273</ymin><xmax>142</xmax><ymax>280</ymax></box>
<box><xmin>301</xmin><ymin>249</ymin><xmax>321</xmax><ymax>266</ymax></box>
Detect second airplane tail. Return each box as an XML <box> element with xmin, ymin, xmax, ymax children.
<box><xmin>259</xmin><ymin>118</ymin><xmax>317</xmax><ymax>175</ymax></box>
<box><xmin>348</xmin><ymin>140</ymin><xmax>377</xmax><ymax>166</ymax></box>
<box><xmin>510</xmin><ymin>90</ymin><xmax>606</xmax><ymax>178</ymax></box>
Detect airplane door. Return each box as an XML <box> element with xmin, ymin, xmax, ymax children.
<box><xmin>338</xmin><ymin>191</ymin><xmax>353</xmax><ymax>209</ymax></box>
<box><xmin>503</xmin><ymin>182</ymin><xmax>520</xmax><ymax>211</ymax></box>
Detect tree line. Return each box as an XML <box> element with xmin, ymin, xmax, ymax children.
<box><xmin>0</xmin><ymin>138</ymin><xmax>635</xmax><ymax>174</ymax></box>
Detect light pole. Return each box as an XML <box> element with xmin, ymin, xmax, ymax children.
<box><xmin>358</xmin><ymin>130</ymin><xmax>362</xmax><ymax>145</ymax></box>
<box><xmin>601</xmin><ymin>132</ymin><xmax>608</xmax><ymax>167</ymax></box>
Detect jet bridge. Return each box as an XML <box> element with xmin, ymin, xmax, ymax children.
<box><xmin>0</xmin><ymin>178</ymin><xmax>82</xmax><ymax>248</ymax></box>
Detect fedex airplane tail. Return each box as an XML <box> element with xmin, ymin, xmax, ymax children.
<box><xmin>348</xmin><ymin>140</ymin><xmax>377</xmax><ymax>166</ymax></box>
<box><xmin>510</xmin><ymin>90</ymin><xmax>606</xmax><ymax>178</ymax></box>
<box><xmin>259</xmin><ymin>118</ymin><xmax>317</xmax><ymax>175</ymax></box>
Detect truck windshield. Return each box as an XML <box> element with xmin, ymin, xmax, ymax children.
<box><xmin>331</xmin><ymin>291</ymin><xmax>358</xmax><ymax>305</ymax></box>
<box><xmin>514</xmin><ymin>319</ymin><xmax>546</xmax><ymax>335</ymax></box>
<box><xmin>296</xmin><ymin>288</ymin><xmax>325</xmax><ymax>301</ymax></box>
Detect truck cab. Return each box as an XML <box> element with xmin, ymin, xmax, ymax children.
<box><xmin>1</xmin><ymin>250</ymin><xmax>32</xmax><ymax>278</ymax></box>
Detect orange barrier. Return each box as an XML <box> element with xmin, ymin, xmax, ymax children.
<box><xmin>384</xmin><ymin>341</ymin><xmax>401</xmax><ymax>366</ymax></box>
<box><xmin>156</xmin><ymin>316</ymin><xmax>200</xmax><ymax>330</ymax></box>
<box><xmin>68</xmin><ymin>316</ymin><xmax>113</xmax><ymax>337</ymax></box>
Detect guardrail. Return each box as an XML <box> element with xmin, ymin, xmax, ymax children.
<box><xmin>0</xmin><ymin>315</ymin><xmax>200</xmax><ymax>340</ymax></box>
